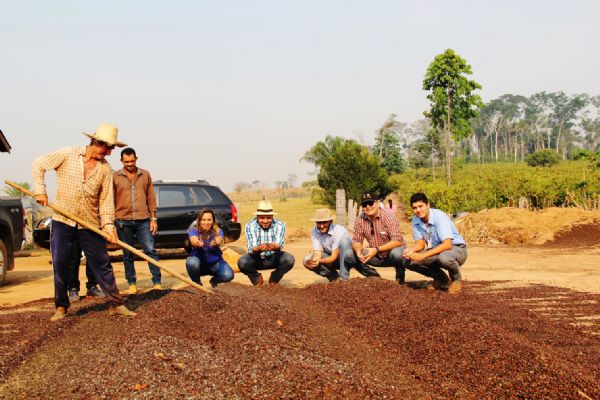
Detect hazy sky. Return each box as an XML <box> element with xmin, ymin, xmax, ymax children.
<box><xmin>1</xmin><ymin>0</ymin><xmax>599</xmax><ymax>193</ymax></box>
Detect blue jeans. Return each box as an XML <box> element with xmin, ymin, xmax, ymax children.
<box><xmin>303</xmin><ymin>237</ymin><xmax>354</xmax><ymax>281</ymax></box>
<box><xmin>185</xmin><ymin>256</ymin><xmax>234</xmax><ymax>286</ymax></box>
<box><xmin>344</xmin><ymin>246</ymin><xmax>406</xmax><ymax>282</ymax></box>
<box><xmin>237</xmin><ymin>251</ymin><xmax>295</xmax><ymax>285</ymax></box>
<box><xmin>116</xmin><ymin>219</ymin><xmax>160</xmax><ymax>285</ymax></box>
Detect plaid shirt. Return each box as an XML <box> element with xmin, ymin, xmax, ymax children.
<box><xmin>245</xmin><ymin>218</ymin><xmax>286</xmax><ymax>258</ymax></box>
<box><xmin>352</xmin><ymin>207</ymin><xmax>404</xmax><ymax>257</ymax></box>
<box><xmin>32</xmin><ymin>146</ymin><xmax>115</xmax><ymax>232</ymax></box>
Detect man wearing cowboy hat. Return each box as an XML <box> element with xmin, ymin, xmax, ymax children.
<box><xmin>303</xmin><ymin>208</ymin><xmax>355</xmax><ymax>281</ymax></box>
<box><xmin>237</xmin><ymin>200</ymin><xmax>295</xmax><ymax>285</ymax></box>
<box><xmin>32</xmin><ymin>123</ymin><xmax>136</xmax><ymax>321</ymax></box>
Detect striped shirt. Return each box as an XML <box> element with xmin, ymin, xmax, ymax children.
<box><xmin>352</xmin><ymin>207</ymin><xmax>404</xmax><ymax>257</ymax></box>
<box><xmin>32</xmin><ymin>146</ymin><xmax>115</xmax><ymax>232</ymax></box>
<box><xmin>245</xmin><ymin>218</ymin><xmax>286</xmax><ymax>258</ymax></box>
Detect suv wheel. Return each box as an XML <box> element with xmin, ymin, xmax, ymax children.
<box><xmin>0</xmin><ymin>238</ymin><xmax>8</xmax><ymax>283</ymax></box>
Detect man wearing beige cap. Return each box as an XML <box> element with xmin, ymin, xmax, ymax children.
<box><xmin>237</xmin><ymin>200</ymin><xmax>295</xmax><ymax>285</ymax></box>
<box><xmin>32</xmin><ymin>124</ymin><xmax>136</xmax><ymax>321</ymax></box>
<box><xmin>303</xmin><ymin>208</ymin><xmax>355</xmax><ymax>281</ymax></box>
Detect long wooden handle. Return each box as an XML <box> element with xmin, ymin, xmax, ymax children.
<box><xmin>5</xmin><ymin>180</ymin><xmax>212</xmax><ymax>294</ymax></box>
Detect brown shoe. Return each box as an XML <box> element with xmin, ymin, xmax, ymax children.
<box><xmin>253</xmin><ymin>273</ymin><xmax>264</xmax><ymax>286</ymax></box>
<box><xmin>109</xmin><ymin>305</ymin><xmax>137</xmax><ymax>317</ymax></box>
<box><xmin>50</xmin><ymin>307</ymin><xmax>67</xmax><ymax>322</ymax></box>
<box><xmin>425</xmin><ymin>280</ymin><xmax>443</xmax><ymax>290</ymax></box>
<box><xmin>447</xmin><ymin>280</ymin><xmax>463</xmax><ymax>294</ymax></box>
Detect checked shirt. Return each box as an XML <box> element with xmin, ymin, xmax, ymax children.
<box><xmin>245</xmin><ymin>218</ymin><xmax>286</xmax><ymax>258</ymax></box>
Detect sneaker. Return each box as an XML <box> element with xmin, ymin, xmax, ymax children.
<box><xmin>108</xmin><ymin>305</ymin><xmax>137</xmax><ymax>317</ymax></box>
<box><xmin>447</xmin><ymin>280</ymin><xmax>463</xmax><ymax>294</ymax></box>
<box><xmin>50</xmin><ymin>307</ymin><xmax>67</xmax><ymax>322</ymax></box>
<box><xmin>152</xmin><ymin>283</ymin><xmax>162</xmax><ymax>290</ymax></box>
<box><xmin>127</xmin><ymin>284</ymin><xmax>137</xmax><ymax>295</ymax></box>
<box><xmin>69</xmin><ymin>290</ymin><xmax>80</xmax><ymax>303</ymax></box>
<box><xmin>209</xmin><ymin>277</ymin><xmax>218</xmax><ymax>288</ymax></box>
<box><xmin>86</xmin><ymin>286</ymin><xmax>105</xmax><ymax>298</ymax></box>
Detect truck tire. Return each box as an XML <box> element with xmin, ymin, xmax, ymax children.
<box><xmin>0</xmin><ymin>238</ymin><xmax>8</xmax><ymax>283</ymax></box>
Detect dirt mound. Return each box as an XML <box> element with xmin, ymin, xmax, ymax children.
<box><xmin>544</xmin><ymin>221</ymin><xmax>600</xmax><ymax>247</ymax></box>
<box><xmin>1</xmin><ymin>280</ymin><xmax>599</xmax><ymax>399</ymax></box>
<box><xmin>455</xmin><ymin>207</ymin><xmax>600</xmax><ymax>246</ymax></box>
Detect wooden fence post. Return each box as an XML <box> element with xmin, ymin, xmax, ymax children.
<box><xmin>336</xmin><ymin>189</ymin><xmax>346</xmax><ymax>227</ymax></box>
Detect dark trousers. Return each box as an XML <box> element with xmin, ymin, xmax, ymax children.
<box><xmin>67</xmin><ymin>242</ymin><xmax>98</xmax><ymax>292</ymax></box>
<box><xmin>51</xmin><ymin>220</ymin><xmax>124</xmax><ymax>309</ymax></box>
<box><xmin>344</xmin><ymin>247</ymin><xmax>406</xmax><ymax>282</ymax></box>
<box><xmin>237</xmin><ymin>251</ymin><xmax>295</xmax><ymax>285</ymax></box>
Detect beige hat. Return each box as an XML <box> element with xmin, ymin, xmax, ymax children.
<box><xmin>309</xmin><ymin>208</ymin><xmax>335</xmax><ymax>222</ymax></box>
<box><xmin>82</xmin><ymin>123</ymin><xmax>127</xmax><ymax>147</ymax></box>
<box><xmin>253</xmin><ymin>200</ymin><xmax>277</xmax><ymax>216</ymax></box>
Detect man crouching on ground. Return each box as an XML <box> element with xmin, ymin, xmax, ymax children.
<box><xmin>402</xmin><ymin>192</ymin><xmax>467</xmax><ymax>294</ymax></box>
<box><xmin>303</xmin><ymin>208</ymin><xmax>355</xmax><ymax>282</ymax></box>
<box><xmin>237</xmin><ymin>200</ymin><xmax>295</xmax><ymax>285</ymax></box>
<box><xmin>32</xmin><ymin>124</ymin><xmax>136</xmax><ymax>321</ymax></box>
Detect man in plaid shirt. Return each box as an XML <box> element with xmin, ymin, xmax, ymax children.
<box><xmin>345</xmin><ymin>192</ymin><xmax>407</xmax><ymax>283</ymax></box>
<box><xmin>237</xmin><ymin>200</ymin><xmax>295</xmax><ymax>285</ymax></box>
<box><xmin>32</xmin><ymin>124</ymin><xmax>136</xmax><ymax>321</ymax></box>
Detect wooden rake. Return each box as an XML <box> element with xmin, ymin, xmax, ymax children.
<box><xmin>5</xmin><ymin>180</ymin><xmax>211</xmax><ymax>294</ymax></box>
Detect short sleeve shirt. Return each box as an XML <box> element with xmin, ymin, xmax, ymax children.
<box><xmin>412</xmin><ymin>208</ymin><xmax>466</xmax><ymax>249</ymax></box>
<box><xmin>310</xmin><ymin>223</ymin><xmax>349</xmax><ymax>254</ymax></box>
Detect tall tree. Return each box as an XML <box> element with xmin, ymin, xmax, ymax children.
<box><xmin>315</xmin><ymin>139</ymin><xmax>390</xmax><ymax>208</ymax></box>
<box><xmin>423</xmin><ymin>49</ymin><xmax>483</xmax><ymax>185</ymax></box>
<box><xmin>371</xmin><ymin>114</ymin><xmax>406</xmax><ymax>174</ymax></box>
<box><xmin>301</xmin><ymin>135</ymin><xmax>348</xmax><ymax>170</ymax></box>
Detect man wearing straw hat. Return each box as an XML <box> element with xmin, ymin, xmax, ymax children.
<box><xmin>32</xmin><ymin>123</ymin><xmax>136</xmax><ymax>321</ymax></box>
<box><xmin>303</xmin><ymin>208</ymin><xmax>355</xmax><ymax>282</ymax></box>
<box><xmin>237</xmin><ymin>200</ymin><xmax>295</xmax><ymax>285</ymax></box>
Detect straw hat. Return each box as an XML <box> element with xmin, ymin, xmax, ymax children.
<box><xmin>309</xmin><ymin>208</ymin><xmax>335</xmax><ymax>222</ymax></box>
<box><xmin>253</xmin><ymin>200</ymin><xmax>277</xmax><ymax>215</ymax></box>
<box><xmin>82</xmin><ymin>123</ymin><xmax>127</xmax><ymax>147</ymax></box>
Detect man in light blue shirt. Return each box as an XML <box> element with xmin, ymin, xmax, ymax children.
<box><xmin>303</xmin><ymin>209</ymin><xmax>356</xmax><ymax>281</ymax></box>
<box><xmin>402</xmin><ymin>193</ymin><xmax>467</xmax><ymax>293</ymax></box>
<box><xmin>237</xmin><ymin>200</ymin><xmax>295</xmax><ymax>286</ymax></box>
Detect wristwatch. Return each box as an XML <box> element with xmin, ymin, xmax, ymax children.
<box><xmin>151</xmin><ymin>217</ymin><xmax>158</xmax><ymax>221</ymax></box>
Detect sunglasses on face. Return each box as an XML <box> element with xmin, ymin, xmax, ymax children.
<box><xmin>97</xmin><ymin>140</ymin><xmax>115</xmax><ymax>150</ymax></box>
<box><xmin>361</xmin><ymin>200</ymin><xmax>375</xmax><ymax>208</ymax></box>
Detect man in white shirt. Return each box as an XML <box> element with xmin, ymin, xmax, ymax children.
<box><xmin>303</xmin><ymin>208</ymin><xmax>356</xmax><ymax>281</ymax></box>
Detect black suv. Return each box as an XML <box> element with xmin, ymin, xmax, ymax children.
<box><xmin>33</xmin><ymin>180</ymin><xmax>241</xmax><ymax>251</ymax></box>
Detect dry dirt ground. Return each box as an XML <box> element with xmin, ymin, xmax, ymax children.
<box><xmin>0</xmin><ymin>208</ymin><xmax>599</xmax><ymax>399</ymax></box>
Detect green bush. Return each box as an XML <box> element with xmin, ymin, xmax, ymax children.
<box><xmin>526</xmin><ymin>149</ymin><xmax>560</xmax><ymax>167</ymax></box>
<box><xmin>389</xmin><ymin>161</ymin><xmax>600</xmax><ymax>214</ymax></box>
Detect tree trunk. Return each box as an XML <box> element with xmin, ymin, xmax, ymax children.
<box><xmin>445</xmin><ymin>91</ymin><xmax>452</xmax><ymax>186</ymax></box>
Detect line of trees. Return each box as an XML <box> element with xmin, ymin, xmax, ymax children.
<box><xmin>303</xmin><ymin>48</ymin><xmax>600</xmax><ymax>206</ymax></box>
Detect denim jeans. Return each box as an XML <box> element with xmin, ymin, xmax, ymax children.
<box><xmin>403</xmin><ymin>245</ymin><xmax>467</xmax><ymax>284</ymax></box>
<box><xmin>344</xmin><ymin>246</ymin><xmax>406</xmax><ymax>282</ymax></box>
<box><xmin>66</xmin><ymin>242</ymin><xmax>98</xmax><ymax>291</ymax></box>
<box><xmin>237</xmin><ymin>251</ymin><xmax>295</xmax><ymax>285</ymax></box>
<box><xmin>50</xmin><ymin>220</ymin><xmax>124</xmax><ymax>309</ymax></box>
<box><xmin>302</xmin><ymin>237</ymin><xmax>354</xmax><ymax>281</ymax></box>
<box><xmin>185</xmin><ymin>256</ymin><xmax>234</xmax><ymax>285</ymax></box>
<box><xmin>116</xmin><ymin>219</ymin><xmax>161</xmax><ymax>285</ymax></box>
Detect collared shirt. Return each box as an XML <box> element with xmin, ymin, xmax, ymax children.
<box><xmin>32</xmin><ymin>146</ymin><xmax>115</xmax><ymax>231</ymax></box>
<box><xmin>113</xmin><ymin>167</ymin><xmax>157</xmax><ymax>221</ymax></box>
<box><xmin>352</xmin><ymin>207</ymin><xmax>404</xmax><ymax>257</ymax></box>
<box><xmin>412</xmin><ymin>208</ymin><xmax>466</xmax><ymax>249</ymax></box>
<box><xmin>245</xmin><ymin>218</ymin><xmax>286</xmax><ymax>258</ymax></box>
<box><xmin>310</xmin><ymin>223</ymin><xmax>349</xmax><ymax>254</ymax></box>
